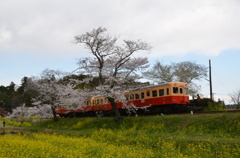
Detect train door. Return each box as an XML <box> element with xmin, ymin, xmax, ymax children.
<box><xmin>179</xmin><ymin>85</ymin><xmax>189</xmax><ymax>104</ymax></box>
<box><xmin>179</xmin><ymin>86</ymin><xmax>185</xmax><ymax>103</ymax></box>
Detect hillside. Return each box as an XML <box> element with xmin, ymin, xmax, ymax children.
<box><xmin>1</xmin><ymin>113</ymin><xmax>240</xmax><ymax>157</ymax></box>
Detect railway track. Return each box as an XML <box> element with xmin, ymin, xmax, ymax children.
<box><xmin>166</xmin><ymin>110</ymin><xmax>240</xmax><ymax>116</ymax></box>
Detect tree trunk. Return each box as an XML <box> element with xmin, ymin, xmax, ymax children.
<box><xmin>108</xmin><ymin>97</ymin><xmax>121</xmax><ymax>122</ymax></box>
<box><xmin>51</xmin><ymin>106</ymin><xmax>59</xmax><ymax>122</ymax></box>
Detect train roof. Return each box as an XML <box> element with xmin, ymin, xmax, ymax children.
<box><xmin>127</xmin><ymin>82</ymin><xmax>187</xmax><ymax>92</ymax></box>
<box><xmin>90</xmin><ymin>82</ymin><xmax>187</xmax><ymax>98</ymax></box>
<box><xmin>146</xmin><ymin>81</ymin><xmax>187</xmax><ymax>88</ymax></box>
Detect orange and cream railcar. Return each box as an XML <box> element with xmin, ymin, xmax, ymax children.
<box><xmin>122</xmin><ymin>81</ymin><xmax>189</xmax><ymax>113</ymax></box>
<box><xmin>56</xmin><ymin>82</ymin><xmax>190</xmax><ymax>117</ymax></box>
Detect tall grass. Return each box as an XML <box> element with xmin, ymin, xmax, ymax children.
<box><xmin>30</xmin><ymin>113</ymin><xmax>240</xmax><ymax>137</ymax></box>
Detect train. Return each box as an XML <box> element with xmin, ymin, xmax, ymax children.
<box><xmin>56</xmin><ymin>82</ymin><xmax>190</xmax><ymax>117</ymax></box>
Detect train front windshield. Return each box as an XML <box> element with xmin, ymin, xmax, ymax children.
<box><xmin>172</xmin><ymin>86</ymin><xmax>188</xmax><ymax>95</ymax></box>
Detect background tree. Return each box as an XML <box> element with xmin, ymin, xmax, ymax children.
<box><xmin>173</xmin><ymin>61</ymin><xmax>208</xmax><ymax>95</ymax></box>
<box><xmin>11</xmin><ymin>77</ymin><xmax>38</xmax><ymax>109</ymax></box>
<box><xmin>173</xmin><ymin>61</ymin><xmax>207</xmax><ymax>83</ymax></box>
<box><xmin>143</xmin><ymin>61</ymin><xmax>174</xmax><ymax>83</ymax></box>
<box><xmin>144</xmin><ymin>61</ymin><xmax>208</xmax><ymax>96</ymax></box>
<box><xmin>230</xmin><ymin>89</ymin><xmax>240</xmax><ymax>109</ymax></box>
<box><xmin>0</xmin><ymin>77</ymin><xmax>38</xmax><ymax>115</ymax></box>
<box><xmin>0</xmin><ymin>82</ymin><xmax>17</xmax><ymax>113</ymax></box>
<box><xmin>74</xmin><ymin>27</ymin><xmax>151</xmax><ymax>121</ymax></box>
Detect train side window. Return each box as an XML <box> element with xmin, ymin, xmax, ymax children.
<box><xmin>159</xmin><ymin>89</ymin><xmax>164</xmax><ymax>96</ymax></box>
<box><xmin>184</xmin><ymin>88</ymin><xmax>189</xmax><ymax>94</ymax></box>
<box><xmin>152</xmin><ymin>90</ymin><xmax>157</xmax><ymax>97</ymax></box>
<box><xmin>146</xmin><ymin>91</ymin><xmax>150</xmax><ymax>97</ymax></box>
<box><xmin>166</xmin><ymin>88</ymin><xmax>169</xmax><ymax>95</ymax></box>
<box><xmin>105</xmin><ymin>98</ymin><xmax>108</xmax><ymax>103</ymax></box>
<box><xmin>130</xmin><ymin>94</ymin><xmax>134</xmax><ymax>100</ymax></box>
<box><xmin>125</xmin><ymin>95</ymin><xmax>129</xmax><ymax>100</ymax></box>
<box><xmin>141</xmin><ymin>92</ymin><xmax>145</xmax><ymax>99</ymax></box>
<box><xmin>135</xmin><ymin>93</ymin><xmax>140</xmax><ymax>99</ymax></box>
<box><xmin>173</xmin><ymin>87</ymin><xmax>178</xmax><ymax>94</ymax></box>
<box><xmin>180</xmin><ymin>88</ymin><xmax>183</xmax><ymax>94</ymax></box>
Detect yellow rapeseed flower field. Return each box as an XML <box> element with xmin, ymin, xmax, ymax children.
<box><xmin>1</xmin><ymin>131</ymin><xmax>239</xmax><ymax>158</ymax></box>
<box><xmin>0</xmin><ymin>133</ymin><xmax>155</xmax><ymax>158</ymax></box>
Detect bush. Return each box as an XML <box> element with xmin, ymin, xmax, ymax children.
<box><xmin>204</xmin><ymin>101</ymin><xmax>226</xmax><ymax>111</ymax></box>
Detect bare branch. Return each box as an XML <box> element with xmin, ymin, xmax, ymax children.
<box><xmin>74</xmin><ymin>27</ymin><xmax>151</xmax><ymax>120</ymax></box>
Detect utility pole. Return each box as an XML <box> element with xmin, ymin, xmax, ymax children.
<box><xmin>209</xmin><ymin>60</ymin><xmax>213</xmax><ymax>100</ymax></box>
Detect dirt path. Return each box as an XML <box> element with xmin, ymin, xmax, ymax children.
<box><xmin>0</xmin><ymin>119</ymin><xmax>14</xmax><ymax>128</ymax></box>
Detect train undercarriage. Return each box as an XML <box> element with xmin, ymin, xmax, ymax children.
<box><xmin>58</xmin><ymin>103</ymin><xmax>191</xmax><ymax>118</ymax></box>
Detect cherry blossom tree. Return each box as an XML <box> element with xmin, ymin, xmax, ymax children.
<box><xmin>74</xmin><ymin>27</ymin><xmax>151</xmax><ymax>121</ymax></box>
<box><xmin>8</xmin><ymin>79</ymin><xmax>86</xmax><ymax>120</ymax></box>
<box><xmin>24</xmin><ymin>69</ymin><xmax>84</xmax><ymax>121</ymax></box>
<box><xmin>7</xmin><ymin>104</ymin><xmax>53</xmax><ymax>119</ymax></box>
<box><xmin>7</xmin><ymin>104</ymin><xmax>28</xmax><ymax>119</ymax></box>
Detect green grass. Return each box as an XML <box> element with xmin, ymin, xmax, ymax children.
<box><xmin>2</xmin><ymin>113</ymin><xmax>240</xmax><ymax>157</ymax></box>
<box><xmin>29</xmin><ymin>113</ymin><xmax>240</xmax><ymax>137</ymax></box>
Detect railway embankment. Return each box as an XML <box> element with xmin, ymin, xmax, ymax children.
<box><xmin>1</xmin><ymin>113</ymin><xmax>240</xmax><ymax>157</ymax></box>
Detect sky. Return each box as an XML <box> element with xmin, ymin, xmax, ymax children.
<box><xmin>1</xmin><ymin>0</ymin><xmax>240</xmax><ymax>104</ymax></box>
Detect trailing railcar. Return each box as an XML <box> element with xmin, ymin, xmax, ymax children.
<box><xmin>56</xmin><ymin>82</ymin><xmax>190</xmax><ymax>117</ymax></box>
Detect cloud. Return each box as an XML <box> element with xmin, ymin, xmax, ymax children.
<box><xmin>0</xmin><ymin>0</ymin><xmax>239</xmax><ymax>59</ymax></box>
<box><xmin>120</xmin><ymin>0</ymin><xmax>240</xmax><ymax>57</ymax></box>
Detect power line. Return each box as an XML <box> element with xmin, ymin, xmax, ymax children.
<box><xmin>211</xmin><ymin>66</ymin><xmax>231</xmax><ymax>95</ymax></box>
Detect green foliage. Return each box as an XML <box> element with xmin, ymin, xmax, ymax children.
<box><xmin>0</xmin><ymin>83</ymin><xmax>16</xmax><ymax>113</ymax></box>
<box><xmin>61</xmin><ymin>74</ymin><xmax>101</xmax><ymax>90</ymax></box>
<box><xmin>203</xmin><ymin>100</ymin><xmax>226</xmax><ymax>111</ymax></box>
<box><xmin>194</xmin><ymin>97</ymin><xmax>226</xmax><ymax>112</ymax></box>
<box><xmin>30</xmin><ymin>113</ymin><xmax>240</xmax><ymax>137</ymax></box>
<box><xmin>197</xmin><ymin>98</ymin><xmax>213</xmax><ymax>107</ymax></box>
<box><xmin>0</xmin><ymin>77</ymin><xmax>37</xmax><ymax>113</ymax></box>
